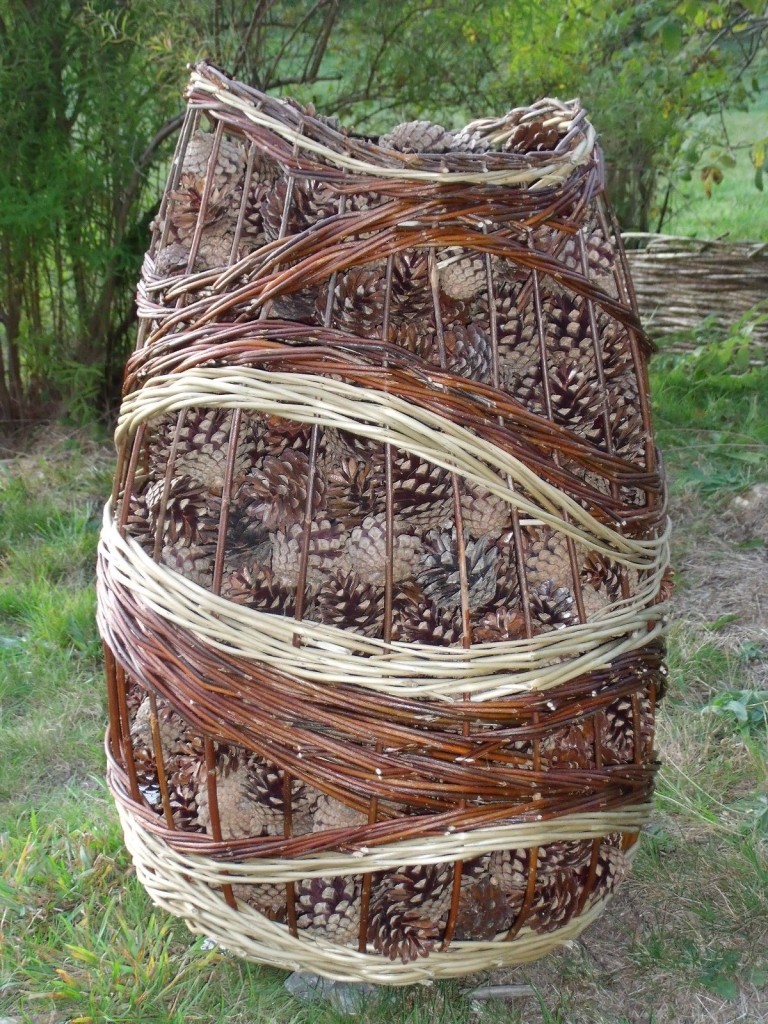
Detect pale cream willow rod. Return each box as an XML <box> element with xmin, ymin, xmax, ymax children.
<box><xmin>118</xmin><ymin>803</ymin><xmax>641</xmax><ymax>982</ymax></box>
<box><xmin>100</xmin><ymin>511</ymin><xmax>665</xmax><ymax>699</ymax></box>
<box><xmin>187</xmin><ymin>71</ymin><xmax>596</xmax><ymax>189</ymax></box>
<box><xmin>115</xmin><ymin>367</ymin><xmax>669</xmax><ymax>563</ymax></box>
<box><xmin>118</xmin><ymin>802</ymin><xmax>652</xmax><ymax>883</ymax></box>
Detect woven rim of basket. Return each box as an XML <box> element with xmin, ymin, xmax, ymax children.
<box><xmin>187</xmin><ymin>62</ymin><xmax>596</xmax><ymax>189</ymax></box>
<box><xmin>114</xmin><ymin>796</ymin><xmax>645</xmax><ymax>984</ymax></box>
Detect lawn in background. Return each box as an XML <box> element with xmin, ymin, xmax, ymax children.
<box><xmin>662</xmin><ymin>87</ymin><xmax>768</xmax><ymax>242</ymax></box>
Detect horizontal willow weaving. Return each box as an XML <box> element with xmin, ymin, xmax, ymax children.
<box><xmin>97</xmin><ymin>61</ymin><xmax>671</xmax><ymax>983</ymax></box>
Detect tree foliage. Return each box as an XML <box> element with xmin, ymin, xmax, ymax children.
<box><xmin>0</xmin><ymin>0</ymin><xmax>764</xmax><ymax>425</ymax></box>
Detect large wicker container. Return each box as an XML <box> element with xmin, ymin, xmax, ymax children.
<box><xmin>97</xmin><ymin>62</ymin><xmax>671</xmax><ymax>984</ymax></box>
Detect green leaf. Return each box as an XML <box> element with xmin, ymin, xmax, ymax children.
<box><xmin>756</xmin><ymin>166</ymin><xmax>764</xmax><ymax>193</ymax></box>
<box><xmin>739</xmin><ymin>642</ymin><xmax>766</xmax><ymax>662</ymax></box>
<box><xmin>723</xmin><ymin>700</ymin><xmax>749</xmax><ymax>723</ymax></box>
<box><xmin>661</xmin><ymin>18</ymin><xmax>683</xmax><ymax>52</ymax></box>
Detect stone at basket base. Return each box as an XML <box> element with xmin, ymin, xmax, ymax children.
<box><xmin>284</xmin><ymin>970</ymin><xmax>378</xmax><ymax>1013</ymax></box>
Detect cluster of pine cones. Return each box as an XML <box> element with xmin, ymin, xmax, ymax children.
<box><xmin>120</xmin><ymin>110</ymin><xmax>653</xmax><ymax>960</ymax></box>
<box><xmin>124</xmin><ymin>407</ymin><xmax>639</xmax><ymax>641</ymax></box>
<box><xmin>128</xmin><ymin>687</ymin><xmax>633</xmax><ymax>960</ymax></box>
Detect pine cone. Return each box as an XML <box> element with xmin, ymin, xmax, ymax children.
<box><xmin>546</xmin><ymin>297</ymin><xmax>598</xmax><ymax>372</ymax></box>
<box><xmin>390</xmin><ymin>452</ymin><xmax>454</xmax><ymax>532</ymax></box>
<box><xmin>491</xmin><ymin>541</ymin><xmax>522</xmax><ymax>608</ymax></box>
<box><xmin>488</xmin><ymin>847</ymin><xmax>527</xmax><ymax>895</ymax></box>
<box><xmin>346</xmin><ymin>514</ymin><xmax>422</xmax><ymax>587</ymax></box>
<box><xmin>254</xmin><ymin>416</ymin><xmax>318</xmax><ymax>460</ymax></box>
<box><xmin>159</xmin><ymin>149</ymin><xmax>244</xmax><ymax>271</ymax></box>
<box><xmin>391</xmin><ymin>583</ymin><xmax>465</xmax><ymax>646</ymax></box>
<box><xmin>125</xmin><ymin>477</ymin><xmax>217</xmax><ymax>550</ymax></box>
<box><xmin>131</xmin><ymin>745</ymin><xmax>203</xmax><ymax>831</ymax></box>
<box><xmin>149</xmin><ymin>409</ymin><xmax>254</xmax><ymax>495</ymax></box>
<box><xmin>601</xmin><ymin>327</ymin><xmax>635</xmax><ymax>382</ymax></box>
<box><xmin>455</xmin><ymin>848</ymin><xmax>527</xmax><ymax>938</ymax></box>
<box><xmin>379</xmin><ymin>120</ymin><xmax>454</xmax><ymax>153</ymax></box>
<box><xmin>297</xmin><ymin>875</ymin><xmax>362</xmax><ymax>946</ymax></box>
<box><xmin>599</xmin><ymin>693</ymin><xmax>653</xmax><ymax>765</ymax></box>
<box><xmin>549</xmin><ymin>363</ymin><xmax>603</xmax><ymax>439</ymax></box>
<box><xmin>323</xmin><ymin>428</ymin><xmax>386</xmax><ymax>465</ymax></box>
<box><xmin>159</xmin><ymin>539</ymin><xmax>215</xmax><ymax>589</ymax></box>
<box><xmin>530</xmin><ymin>580</ymin><xmax>577</xmax><ymax>631</ymax></box>
<box><xmin>324</xmin><ymin>456</ymin><xmax>383</xmax><ymax>528</ymax></box>
<box><xmin>262</xmin><ymin>176</ymin><xmax>338</xmax><ymax>240</ymax></box>
<box><xmin>222</xmin><ymin>563</ymin><xmax>296</xmax><ymax>615</ymax></box>
<box><xmin>197</xmin><ymin>754</ymin><xmax>283</xmax><ymax>839</ymax></box>
<box><xmin>541</xmin><ymin>721</ymin><xmax>595</xmax><ymax>769</ymax></box>
<box><xmin>527</xmin><ymin>867</ymin><xmax>583</xmax><ymax>933</ymax></box>
<box><xmin>533</xmin><ymin>222</ymin><xmax>616</xmax><ymax>295</ymax></box>
<box><xmin>234</xmin><ymin>149</ymin><xmax>281</xmax><ymax>234</ymax></box>
<box><xmin>539</xmin><ymin>839</ymin><xmax>593</xmax><ymax>873</ymax></box>
<box><xmin>449</xmin><ymin>126</ymin><xmax>492</xmax><ymax>153</ymax></box>
<box><xmin>236</xmin><ymin>449</ymin><xmax>324</xmax><ymax>531</ymax></box>
<box><xmin>601</xmin><ymin>387</ymin><xmax>645</xmax><ymax>463</ymax></box>
<box><xmin>233</xmin><ymin>881</ymin><xmax>287</xmax><ymax>922</ymax></box>
<box><xmin>312</xmin><ymin>569</ymin><xmax>384</xmax><ymax>636</ymax></box>
<box><xmin>499</xmin><ymin>288</ymin><xmax>606</xmax><ymax>403</ymax></box>
<box><xmin>153</xmin><ymin>242</ymin><xmax>194</xmax><ymax>276</ymax></box>
<box><xmin>580</xmin><ymin>551</ymin><xmax>627</xmax><ymax>619</ymax></box>
<box><xmin>224</xmin><ymin>494</ymin><xmax>272</xmax><ymax>558</ymax></box>
<box><xmin>166</xmin><ymin>752</ymin><xmax>206</xmax><ymax>830</ymax></box>
<box><xmin>418</xmin><ymin>530</ymin><xmax>498</xmax><ymax>612</ymax></box>
<box><xmin>270</xmin><ymin>519</ymin><xmax>348</xmax><ymax>592</ymax></box>
<box><xmin>473</xmin><ymin>607</ymin><xmax>527</xmax><ymax>643</ymax></box>
<box><xmin>438</xmin><ymin>251</ymin><xmax>488</xmax><ymax>301</ymax></box>
<box><xmin>524</xmin><ymin>527</ymin><xmax>575</xmax><ymax>590</ymax></box>
<box><xmin>496</xmin><ymin>293</ymin><xmax>544</xmax><ymax>404</ymax></box>
<box><xmin>454</xmin><ymin>872</ymin><xmax>514</xmax><ymax>940</ymax></box>
<box><xmin>388</xmin><ymin>250</ymin><xmax>432</xmax><ymax>322</ymax></box>
<box><xmin>131</xmin><ymin>694</ymin><xmax>202</xmax><ymax>759</ymax></box>
<box><xmin>460</xmin><ymin>482</ymin><xmax>511</xmax><ymax>538</ymax></box>
<box><xmin>166</xmin><ymin>172</ymin><xmax>236</xmax><ymax>244</ymax></box>
<box><xmin>423</xmin><ymin>324</ymin><xmax>493</xmax><ymax>383</ymax></box>
<box><xmin>247</xmin><ymin>754</ymin><xmax>305</xmax><ymax>821</ymax></box>
<box><xmin>319</xmin><ymin>264</ymin><xmax>388</xmax><ymax>335</ymax></box>
<box><xmin>504</xmin><ymin>119</ymin><xmax>561</xmax><ymax>153</ymax></box>
<box><xmin>311</xmin><ymin>793</ymin><xmax>368</xmax><ymax>832</ymax></box>
<box><xmin>179</xmin><ymin>130</ymin><xmax>246</xmax><ymax>192</ymax></box>
<box><xmin>368</xmin><ymin>862</ymin><xmax>453</xmax><ymax>962</ymax></box>
<box><xmin>386</xmin><ymin>320</ymin><xmax>424</xmax><ymax>354</ymax></box>
<box><xmin>195</xmin><ymin>223</ymin><xmax>239</xmax><ymax>270</ymax></box>
<box><xmin>588</xmin><ymin>843</ymin><xmax>627</xmax><ymax>904</ymax></box>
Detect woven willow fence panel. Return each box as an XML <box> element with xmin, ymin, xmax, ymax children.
<box><xmin>97</xmin><ymin>62</ymin><xmax>671</xmax><ymax>984</ymax></box>
<box><xmin>623</xmin><ymin>232</ymin><xmax>768</xmax><ymax>347</ymax></box>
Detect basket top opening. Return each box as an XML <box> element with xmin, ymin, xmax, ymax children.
<box><xmin>187</xmin><ymin>61</ymin><xmax>596</xmax><ymax>188</ymax></box>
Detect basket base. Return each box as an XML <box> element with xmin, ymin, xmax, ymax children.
<box><xmin>115</xmin><ymin>799</ymin><xmax>629</xmax><ymax>986</ymax></box>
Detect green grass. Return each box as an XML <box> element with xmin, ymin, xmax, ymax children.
<box><xmin>0</xmin><ymin>440</ymin><xmax>108</xmax><ymax>814</ymax></box>
<box><xmin>662</xmin><ymin>87</ymin><xmax>768</xmax><ymax>241</ymax></box>
<box><xmin>649</xmin><ymin>320</ymin><xmax>768</xmax><ymax>496</ymax></box>
<box><xmin>0</xmin><ymin>341</ymin><xmax>766</xmax><ymax>1024</ymax></box>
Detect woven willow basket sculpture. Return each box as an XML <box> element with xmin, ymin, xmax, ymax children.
<box><xmin>97</xmin><ymin>62</ymin><xmax>671</xmax><ymax>984</ymax></box>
